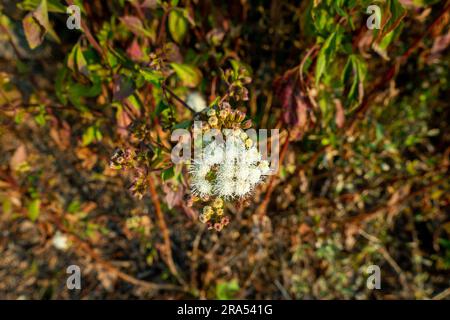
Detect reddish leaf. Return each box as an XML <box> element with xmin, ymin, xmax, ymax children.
<box><xmin>22</xmin><ymin>13</ymin><xmax>45</xmax><ymax>49</ymax></box>
<box><xmin>120</xmin><ymin>16</ymin><xmax>148</xmax><ymax>37</ymax></box>
<box><xmin>127</xmin><ymin>38</ymin><xmax>144</xmax><ymax>61</ymax></box>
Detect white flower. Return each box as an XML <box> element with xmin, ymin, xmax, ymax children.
<box><xmin>215</xmin><ymin>179</ymin><xmax>235</xmax><ymax>198</ymax></box>
<box><xmin>217</xmin><ymin>163</ymin><xmax>235</xmax><ymax>180</ymax></box>
<box><xmin>241</xmin><ymin>146</ymin><xmax>261</xmax><ymax>164</ymax></box>
<box><xmin>186</xmin><ymin>92</ymin><xmax>207</xmax><ymax>112</ymax></box>
<box><xmin>189</xmin><ymin>159</ymin><xmax>211</xmax><ymax>187</ymax></box>
<box><xmin>204</xmin><ymin>141</ymin><xmax>224</xmax><ymax>165</ymax></box>
<box><xmin>235</xmin><ymin>164</ymin><xmax>250</xmax><ymax>180</ymax></box>
<box><xmin>198</xmin><ymin>164</ymin><xmax>210</xmax><ymax>177</ymax></box>
<box><xmin>52</xmin><ymin>231</ymin><xmax>70</xmax><ymax>251</ymax></box>
<box><xmin>234</xmin><ymin>179</ymin><xmax>251</xmax><ymax>197</ymax></box>
<box><xmin>191</xmin><ymin>176</ymin><xmax>212</xmax><ymax>196</ymax></box>
<box><xmin>248</xmin><ymin>167</ymin><xmax>262</xmax><ymax>185</ymax></box>
<box><xmin>189</xmin><ymin>162</ymin><xmax>210</xmax><ymax>177</ymax></box>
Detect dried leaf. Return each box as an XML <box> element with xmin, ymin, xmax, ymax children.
<box><xmin>10</xmin><ymin>144</ymin><xmax>27</xmax><ymax>170</ymax></box>
<box><xmin>120</xmin><ymin>16</ymin><xmax>150</xmax><ymax>38</ymax></box>
<box><xmin>334</xmin><ymin>99</ymin><xmax>345</xmax><ymax>129</ymax></box>
<box><xmin>22</xmin><ymin>13</ymin><xmax>45</xmax><ymax>49</ymax></box>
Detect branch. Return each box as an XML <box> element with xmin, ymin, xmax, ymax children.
<box><xmin>345</xmin><ymin>177</ymin><xmax>446</xmax><ymax>229</ymax></box>
<box><xmin>162</xmin><ymin>83</ymin><xmax>197</xmax><ymax>113</ymax></box>
<box><xmin>148</xmin><ymin>175</ymin><xmax>187</xmax><ymax>287</ymax></box>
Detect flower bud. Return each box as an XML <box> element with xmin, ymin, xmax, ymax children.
<box><xmin>221</xmin><ymin>216</ymin><xmax>230</xmax><ymax>226</ymax></box>
<box><xmin>202</xmin><ymin>123</ymin><xmax>211</xmax><ymax>132</ymax></box>
<box><xmin>208</xmin><ymin>116</ymin><xmax>218</xmax><ymax>127</ymax></box>
<box><xmin>216</xmin><ymin>208</ymin><xmax>224</xmax><ymax>216</ymax></box>
<box><xmin>214</xmin><ymin>222</ymin><xmax>223</xmax><ymax>232</ymax></box>
<box><xmin>228</xmin><ymin>111</ymin><xmax>236</xmax><ymax>121</ymax></box>
<box><xmin>199</xmin><ymin>214</ymin><xmax>208</xmax><ymax>223</ymax></box>
<box><xmin>241</xmin><ymin>119</ymin><xmax>252</xmax><ymax>129</ymax></box>
<box><xmin>242</xmin><ymin>76</ymin><xmax>252</xmax><ymax>84</ymax></box>
<box><xmin>236</xmin><ymin>111</ymin><xmax>246</xmax><ymax>122</ymax></box>
<box><xmin>219</xmin><ymin>109</ymin><xmax>229</xmax><ymax>119</ymax></box>
<box><xmin>203</xmin><ymin>205</ymin><xmax>213</xmax><ymax>216</ymax></box>
<box><xmin>213</xmin><ymin>198</ymin><xmax>224</xmax><ymax>208</ymax></box>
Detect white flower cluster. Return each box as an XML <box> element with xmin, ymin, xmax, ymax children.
<box><xmin>190</xmin><ymin>129</ymin><xmax>270</xmax><ymax>199</ymax></box>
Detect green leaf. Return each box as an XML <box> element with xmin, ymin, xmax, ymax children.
<box><xmin>82</xmin><ymin>126</ymin><xmax>95</xmax><ymax>146</ymax></box>
<box><xmin>125</xmin><ymin>94</ymin><xmax>143</xmax><ymax>111</ymax></box>
<box><xmin>342</xmin><ymin>55</ymin><xmax>366</xmax><ymax>104</ymax></box>
<box><xmin>68</xmin><ymin>44</ymin><xmax>89</xmax><ymax>76</ymax></box>
<box><xmin>67</xmin><ymin>75</ymin><xmax>102</xmax><ymax>109</ymax></box>
<box><xmin>341</xmin><ymin>56</ymin><xmax>352</xmax><ymax>85</ymax></box>
<box><xmin>161</xmin><ymin>167</ymin><xmax>175</xmax><ymax>182</ymax></box>
<box><xmin>76</xmin><ymin>46</ymin><xmax>88</xmax><ymax>76</ymax></box>
<box><xmin>28</xmin><ymin>199</ymin><xmax>41</xmax><ymax>222</ymax></box>
<box><xmin>172</xmin><ymin>120</ymin><xmax>191</xmax><ymax>130</ymax></box>
<box><xmin>18</xmin><ymin>0</ymin><xmax>66</xmax><ymax>13</ymax></box>
<box><xmin>82</xmin><ymin>125</ymin><xmax>101</xmax><ymax>146</ymax></box>
<box><xmin>229</xmin><ymin>59</ymin><xmax>252</xmax><ymax>78</ymax></box>
<box><xmin>170</xmin><ymin>63</ymin><xmax>202</xmax><ymax>88</ymax></box>
<box><xmin>216</xmin><ymin>279</ymin><xmax>240</xmax><ymax>300</ymax></box>
<box><xmin>55</xmin><ymin>67</ymin><xmax>68</xmax><ymax>104</ymax></box>
<box><xmin>315</xmin><ymin>50</ymin><xmax>327</xmax><ymax>85</ymax></box>
<box><xmin>374</xmin><ymin>0</ymin><xmax>406</xmax><ymax>43</ymax></box>
<box><xmin>387</xmin><ymin>0</ymin><xmax>406</xmax><ymax>32</ymax></box>
<box><xmin>168</xmin><ymin>9</ymin><xmax>188</xmax><ymax>43</ymax></box>
<box><xmin>140</xmin><ymin>69</ymin><xmax>164</xmax><ymax>86</ymax></box>
<box><xmin>315</xmin><ymin>31</ymin><xmax>337</xmax><ymax>85</ymax></box>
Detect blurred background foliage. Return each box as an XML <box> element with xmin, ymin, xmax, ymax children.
<box><xmin>0</xmin><ymin>0</ymin><xmax>449</xmax><ymax>299</ymax></box>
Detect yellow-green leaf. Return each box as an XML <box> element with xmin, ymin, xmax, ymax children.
<box><xmin>28</xmin><ymin>199</ymin><xmax>41</xmax><ymax>222</ymax></box>
<box><xmin>168</xmin><ymin>9</ymin><xmax>187</xmax><ymax>44</ymax></box>
<box><xmin>170</xmin><ymin>63</ymin><xmax>202</xmax><ymax>88</ymax></box>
